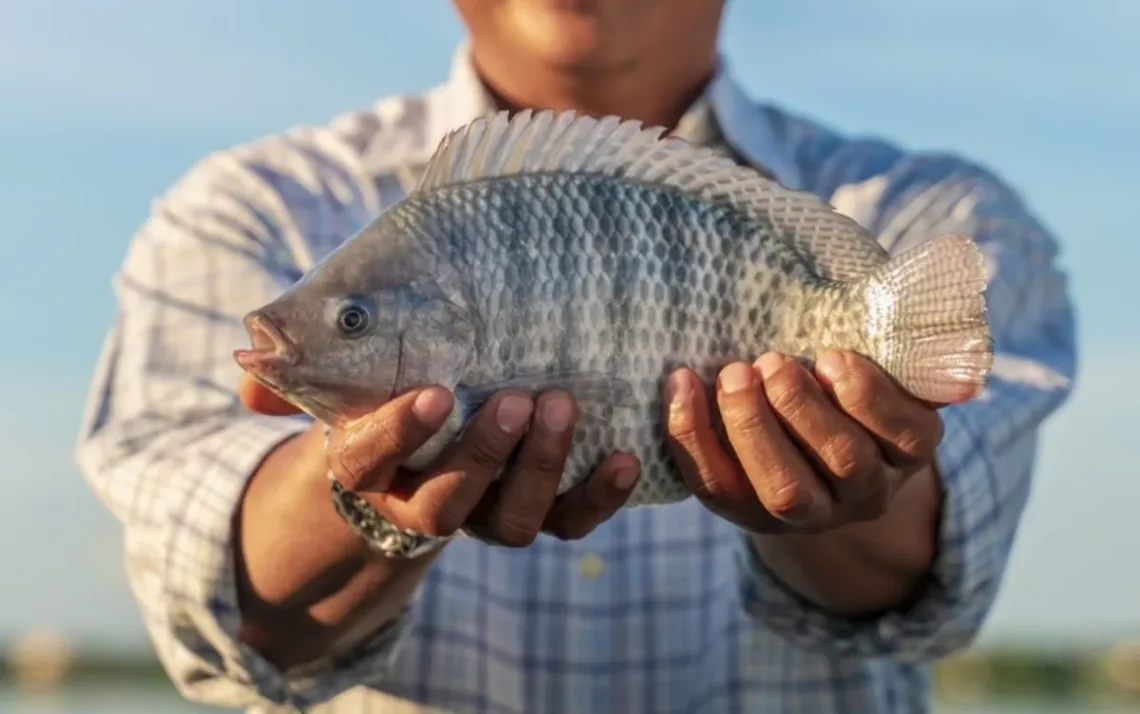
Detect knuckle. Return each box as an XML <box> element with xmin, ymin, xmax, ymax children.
<box><xmin>684</xmin><ymin>462</ymin><xmax>743</xmax><ymax>506</ymax></box>
<box><xmin>668</xmin><ymin>428</ymin><xmax>703</xmax><ymax>460</ymax></box>
<box><xmin>833</xmin><ymin>370</ymin><xmax>878</xmax><ymax>415</ymax></box>
<box><xmin>373</xmin><ymin>415</ymin><xmax>408</xmax><ymax>451</ymax></box>
<box><xmin>895</xmin><ymin>426</ymin><xmax>934</xmax><ymax>462</ymax></box>
<box><xmin>356</xmin><ymin>414</ymin><xmax>416</xmax><ymax>463</ymax></box>
<box><xmin>328</xmin><ymin>450</ymin><xmax>367</xmax><ymax>490</ymax></box>
<box><xmin>765</xmin><ymin>372</ymin><xmax>812</xmax><ymax>421</ymax></box>
<box><xmin>670</xmin><ymin>429</ymin><xmax>702</xmax><ymax>454</ymax></box>
<box><xmin>326</xmin><ymin>449</ymin><xmax>354</xmax><ymax>483</ymax></box>
<box><xmin>819</xmin><ymin>433</ymin><xmax>876</xmax><ymax>483</ymax></box>
<box><xmin>905</xmin><ymin>412</ymin><xmax>945</xmax><ymax>458</ymax></box>
<box><xmin>688</xmin><ymin>475</ymin><xmax>721</xmax><ymax>503</ymax></box>
<box><xmin>334</xmin><ymin>421</ymin><xmax>412</xmax><ymax>485</ymax></box>
<box><xmin>725</xmin><ymin>406</ymin><xmax>766</xmax><ymax>437</ymax></box>
<box><xmin>487</xmin><ymin>514</ymin><xmax>540</xmax><ymax>548</ymax></box>
<box><xmin>762</xmin><ymin>476</ymin><xmax>811</xmax><ymax>518</ymax></box>
<box><xmin>462</xmin><ymin>432</ymin><xmax>513</xmax><ymax>473</ymax></box>
<box><xmin>521</xmin><ymin>442</ymin><xmax>569</xmax><ymax>478</ymax></box>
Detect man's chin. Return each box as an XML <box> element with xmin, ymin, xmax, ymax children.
<box><xmin>513</xmin><ymin>18</ymin><xmax>634</xmax><ymax>72</ymax></box>
<box><xmin>537</xmin><ymin>45</ymin><xmax>637</xmax><ymax>78</ymax></box>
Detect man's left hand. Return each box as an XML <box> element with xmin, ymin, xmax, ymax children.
<box><xmin>665</xmin><ymin>349</ymin><xmax>944</xmax><ymax>535</ymax></box>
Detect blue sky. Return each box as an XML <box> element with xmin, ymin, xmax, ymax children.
<box><xmin>0</xmin><ymin>1</ymin><xmax>1135</xmax><ymax>652</ymax></box>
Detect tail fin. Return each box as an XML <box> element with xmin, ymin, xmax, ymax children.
<box><xmin>863</xmin><ymin>234</ymin><xmax>993</xmax><ymax>404</ymax></box>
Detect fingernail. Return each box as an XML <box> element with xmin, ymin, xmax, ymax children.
<box><xmin>496</xmin><ymin>394</ymin><xmax>533</xmax><ymax>433</ymax></box>
<box><xmin>539</xmin><ymin>395</ymin><xmax>574</xmax><ymax>432</ymax></box>
<box><xmin>718</xmin><ymin>362</ymin><xmax>754</xmax><ymax>394</ymax></box>
<box><xmin>755</xmin><ymin>352</ymin><xmax>785</xmax><ymax>380</ymax></box>
<box><xmin>412</xmin><ymin>388</ymin><xmax>454</xmax><ymax>426</ymax></box>
<box><xmin>815</xmin><ymin>351</ymin><xmax>846</xmax><ymax>384</ymax></box>
<box><xmin>665</xmin><ymin>371</ymin><xmax>690</xmax><ymax>408</ymax></box>
<box><xmin>613</xmin><ymin>467</ymin><xmax>639</xmax><ymax>490</ymax></box>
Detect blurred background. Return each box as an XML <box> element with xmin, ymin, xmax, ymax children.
<box><xmin>0</xmin><ymin>1</ymin><xmax>1136</xmax><ymax>712</ymax></box>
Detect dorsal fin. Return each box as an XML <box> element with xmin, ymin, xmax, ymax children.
<box><xmin>413</xmin><ymin>109</ymin><xmax>890</xmax><ymax>281</ymax></box>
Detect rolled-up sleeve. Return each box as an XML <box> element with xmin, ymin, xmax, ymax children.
<box><xmin>736</xmin><ymin>157</ymin><xmax>1077</xmax><ymax>661</ymax></box>
<box><xmin>74</xmin><ymin>137</ymin><xmax>413</xmax><ymax>708</ymax></box>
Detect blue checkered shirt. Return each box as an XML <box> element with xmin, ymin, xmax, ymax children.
<box><xmin>75</xmin><ymin>45</ymin><xmax>1076</xmax><ymax>713</ymax></box>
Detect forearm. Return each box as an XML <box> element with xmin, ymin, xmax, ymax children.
<box><xmin>235</xmin><ymin>423</ymin><xmax>442</xmax><ymax>669</ymax></box>
<box><xmin>750</xmin><ymin>465</ymin><xmax>942</xmax><ymax>618</ymax></box>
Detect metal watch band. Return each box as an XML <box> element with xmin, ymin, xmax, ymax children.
<box><xmin>322</xmin><ymin>423</ymin><xmax>451</xmax><ymax>559</ymax></box>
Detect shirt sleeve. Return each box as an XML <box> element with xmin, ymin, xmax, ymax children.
<box><xmin>736</xmin><ymin>156</ymin><xmax>1077</xmax><ymax>662</ymax></box>
<box><xmin>73</xmin><ymin>134</ymin><xmax>413</xmax><ymax>708</ymax></box>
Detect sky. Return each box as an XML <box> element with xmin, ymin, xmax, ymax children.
<box><xmin>0</xmin><ymin>1</ymin><xmax>1136</xmax><ymax>654</ymax></box>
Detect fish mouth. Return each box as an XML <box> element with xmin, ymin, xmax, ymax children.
<box><xmin>233</xmin><ymin>311</ymin><xmax>299</xmax><ymax>372</ymax></box>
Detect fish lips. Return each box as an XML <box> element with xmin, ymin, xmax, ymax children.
<box><xmin>233</xmin><ymin>311</ymin><xmax>300</xmax><ymax>374</ymax></box>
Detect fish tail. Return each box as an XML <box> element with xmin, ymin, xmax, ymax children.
<box><xmin>859</xmin><ymin>233</ymin><xmax>993</xmax><ymax>404</ymax></box>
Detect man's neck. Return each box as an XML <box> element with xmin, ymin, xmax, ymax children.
<box><xmin>469</xmin><ymin>48</ymin><xmax>719</xmax><ymax>132</ymax></box>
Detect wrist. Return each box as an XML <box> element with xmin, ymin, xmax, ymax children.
<box><xmin>237</xmin><ymin>425</ymin><xmax>367</xmax><ymax>600</ymax></box>
<box><xmin>235</xmin><ymin>424</ymin><xmax>441</xmax><ymax>668</ymax></box>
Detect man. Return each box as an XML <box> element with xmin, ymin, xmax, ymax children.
<box><xmin>75</xmin><ymin>1</ymin><xmax>1075</xmax><ymax>712</ymax></box>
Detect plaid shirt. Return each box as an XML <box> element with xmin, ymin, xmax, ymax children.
<box><xmin>75</xmin><ymin>45</ymin><xmax>1076</xmax><ymax>714</ymax></box>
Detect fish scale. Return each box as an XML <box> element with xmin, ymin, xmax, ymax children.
<box><xmin>411</xmin><ymin>172</ymin><xmax>804</xmax><ymax>505</ymax></box>
<box><xmin>235</xmin><ymin>108</ymin><xmax>993</xmax><ymax>528</ymax></box>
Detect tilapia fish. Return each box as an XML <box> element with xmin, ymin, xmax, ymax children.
<box><xmin>234</xmin><ymin>109</ymin><xmax>992</xmax><ymax>507</ymax></box>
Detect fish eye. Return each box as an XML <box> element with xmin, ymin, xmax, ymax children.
<box><xmin>334</xmin><ymin>298</ymin><xmax>373</xmax><ymax>337</ymax></box>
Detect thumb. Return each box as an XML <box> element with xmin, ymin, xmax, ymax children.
<box><xmin>239</xmin><ymin>374</ymin><xmax>302</xmax><ymax>416</ymax></box>
<box><xmin>328</xmin><ymin>386</ymin><xmax>455</xmax><ymax>491</ymax></box>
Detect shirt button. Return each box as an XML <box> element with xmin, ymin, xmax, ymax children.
<box><xmin>577</xmin><ymin>552</ymin><xmax>605</xmax><ymax>580</ymax></box>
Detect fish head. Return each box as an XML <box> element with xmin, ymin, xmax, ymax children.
<box><xmin>234</xmin><ymin>289</ymin><xmax>403</xmax><ymax>426</ymax></box>
<box><xmin>234</xmin><ymin>220</ymin><xmax>476</xmax><ymax>427</ymax></box>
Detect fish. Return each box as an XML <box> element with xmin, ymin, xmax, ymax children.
<box><xmin>234</xmin><ymin>108</ymin><xmax>993</xmax><ymax>508</ymax></box>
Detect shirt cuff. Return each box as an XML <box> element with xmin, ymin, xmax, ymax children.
<box><xmin>736</xmin><ymin>404</ymin><xmax>1006</xmax><ymax>663</ymax></box>
<box><xmin>158</xmin><ymin>413</ymin><xmax>415</xmax><ymax>708</ymax></box>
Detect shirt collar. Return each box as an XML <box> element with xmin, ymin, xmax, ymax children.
<box><xmin>420</xmin><ymin>42</ymin><xmax>802</xmax><ymax>189</ymax></box>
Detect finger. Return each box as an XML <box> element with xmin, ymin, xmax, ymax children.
<box><xmin>815</xmin><ymin>350</ymin><xmax>945</xmax><ymax>469</ymax></box>
<box><xmin>238</xmin><ymin>374</ymin><xmax>302</xmax><ymax>416</ymax></box>
<box><xmin>543</xmin><ymin>452</ymin><xmax>640</xmax><ymax>541</ymax></box>
<box><xmin>467</xmin><ymin>390</ymin><xmax>578</xmax><ymax>547</ymax></box>
<box><xmin>327</xmin><ymin>387</ymin><xmax>454</xmax><ymax>491</ymax></box>
<box><xmin>752</xmin><ymin>353</ymin><xmax>886</xmax><ymax>507</ymax></box>
<box><xmin>376</xmin><ymin>390</ymin><xmax>534</xmax><ymax>537</ymax></box>
<box><xmin>665</xmin><ymin>368</ymin><xmax>777</xmax><ymax>530</ymax></box>
<box><xmin>665</xmin><ymin>369</ymin><xmax>748</xmax><ymax>506</ymax></box>
<box><xmin>715</xmin><ymin>361</ymin><xmax>833</xmax><ymax>527</ymax></box>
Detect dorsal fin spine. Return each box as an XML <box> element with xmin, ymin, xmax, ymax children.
<box><xmin>412</xmin><ymin>109</ymin><xmax>891</xmax><ymax>281</ymax></box>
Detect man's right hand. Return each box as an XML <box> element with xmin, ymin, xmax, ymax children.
<box><xmin>241</xmin><ymin>376</ymin><xmax>640</xmax><ymax>546</ymax></box>
<box><xmin>234</xmin><ymin>375</ymin><xmax>639</xmax><ymax>668</ymax></box>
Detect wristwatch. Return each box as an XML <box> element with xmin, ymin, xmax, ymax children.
<box><xmin>322</xmin><ymin>423</ymin><xmax>450</xmax><ymax>559</ymax></box>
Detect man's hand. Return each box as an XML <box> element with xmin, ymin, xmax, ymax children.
<box><xmin>236</xmin><ymin>376</ymin><xmax>639</xmax><ymax>668</ymax></box>
<box><xmin>241</xmin><ymin>376</ymin><xmax>640</xmax><ymax>547</ymax></box>
<box><xmin>663</xmin><ymin>349</ymin><xmax>944</xmax><ymax>615</ymax></box>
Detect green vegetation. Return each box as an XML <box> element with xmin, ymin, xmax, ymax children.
<box><xmin>2</xmin><ymin>642</ymin><xmax>1139</xmax><ymax>706</ymax></box>
<box><xmin>931</xmin><ymin>645</ymin><xmax>1140</xmax><ymax>706</ymax></box>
